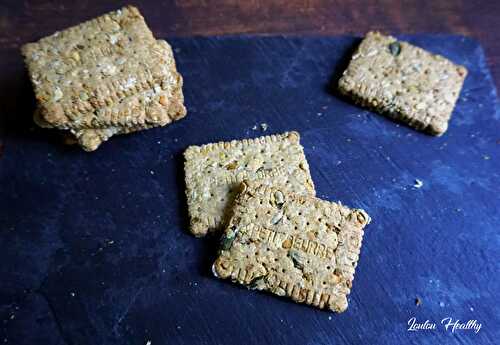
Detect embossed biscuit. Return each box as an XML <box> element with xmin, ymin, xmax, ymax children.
<box><xmin>33</xmin><ymin>64</ymin><xmax>183</xmax><ymax>129</ymax></box>
<box><xmin>213</xmin><ymin>181</ymin><xmax>370</xmax><ymax>313</ymax></box>
<box><xmin>184</xmin><ymin>132</ymin><xmax>316</xmax><ymax>237</ymax></box>
<box><xmin>21</xmin><ymin>5</ymin><xmax>156</xmax><ymax>125</ymax></box>
<box><xmin>34</xmin><ymin>83</ymin><xmax>186</xmax><ymax>151</ymax></box>
<box><xmin>71</xmin><ymin>86</ymin><xmax>186</xmax><ymax>151</ymax></box>
<box><xmin>338</xmin><ymin>31</ymin><xmax>467</xmax><ymax>135</ymax></box>
<box><xmin>23</xmin><ymin>32</ymin><xmax>180</xmax><ymax>128</ymax></box>
<box><xmin>39</xmin><ymin>42</ymin><xmax>182</xmax><ymax>130</ymax></box>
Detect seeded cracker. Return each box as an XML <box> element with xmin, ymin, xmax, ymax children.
<box><xmin>184</xmin><ymin>132</ymin><xmax>315</xmax><ymax>237</ymax></box>
<box><xmin>71</xmin><ymin>86</ymin><xmax>186</xmax><ymax>151</ymax></box>
<box><xmin>21</xmin><ymin>6</ymin><xmax>178</xmax><ymax>128</ymax></box>
<box><xmin>33</xmin><ymin>68</ymin><xmax>186</xmax><ymax>151</ymax></box>
<box><xmin>21</xmin><ymin>6</ymin><xmax>186</xmax><ymax>151</ymax></box>
<box><xmin>213</xmin><ymin>181</ymin><xmax>370</xmax><ymax>312</ymax></box>
<box><xmin>338</xmin><ymin>31</ymin><xmax>467</xmax><ymax>135</ymax></box>
<box><xmin>28</xmin><ymin>40</ymin><xmax>181</xmax><ymax>130</ymax></box>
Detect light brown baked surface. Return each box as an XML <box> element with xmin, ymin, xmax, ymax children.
<box><xmin>71</xmin><ymin>85</ymin><xmax>186</xmax><ymax>151</ymax></box>
<box><xmin>22</xmin><ymin>6</ymin><xmax>187</xmax><ymax>151</ymax></box>
<box><xmin>184</xmin><ymin>131</ymin><xmax>316</xmax><ymax>237</ymax></box>
<box><xmin>338</xmin><ymin>31</ymin><xmax>467</xmax><ymax>135</ymax></box>
<box><xmin>22</xmin><ymin>19</ymin><xmax>179</xmax><ymax>127</ymax></box>
<box><xmin>213</xmin><ymin>181</ymin><xmax>370</xmax><ymax>312</ymax></box>
<box><xmin>34</xmin><ymin>81</ymin><xmax>186</xmax><ymax>151</ymax></box>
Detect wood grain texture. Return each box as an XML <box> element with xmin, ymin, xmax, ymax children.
<box><xmin>0</xmin><ymin>0</ymin><xmax>499</xmax><ymax>88</ymax></box>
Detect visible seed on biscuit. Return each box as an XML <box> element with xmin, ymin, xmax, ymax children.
<box><xmin>338</xmin><ymin>32</ymin><xmax>466</xmax><ymax>136</ymax></box>
<box><xmin>354</xmin><ymin>210</ymin><xmax>370</xmax><ymax>226</ymax></box>
<box><xmin>79</xmin><ymin>92</ymin><xmax>89</xmax><ymax>101</ymax></box>
<box><xmin>212</xmin><ymin>182</ymin><xmax>370</xmax><ymax>312</ymax></box>
<box><xmin>271</xmin><ymin>211</ymin><xmax>284</xmax><ymax>225</ymax></box>
<box><xmin>183</xmin><ymin>132</ymin><xmax>315</xmax><ymax>236</ymax></box>
<box><xmin>225</xmin><ymin>161</ymin><xmax>238</xmax><ymax>170</ymax></box>
<box><xmin>329</xmin><ymin>274</ymin><xmax>341</xmax><ymax>285</ymax></box>
<box><xmin>21</xmin><ymin>5</ymin><xmax>188</xmax><ymax>152</ymax></box>
<box><xmin>109</xmin><ymin>34</ymin><xmax>119</xmax><ymax>45</ymax></box>
<box><xmin>71</xmin><ymin>51</ymin><xmax>80</xmax><ymax>62</ymax></box>
<box><xmin>101</xmin><ymin>64</ymin><xmax>117</xmax><ymax>76</ymax></box>
<box><xmin>274</xmin><ymin>191</ymin><xmax>285</xmax><ymax>207</ymax></box>
<box><xmin>53</xmin><ymin>87</ymin><xmax>63</xmax><ymax>101</ymax></box>
<box><xmin>159</xmin><ymin>95</ymin><xmax>169</xmax><ymax>106</ymax></box>
<box><xmin>388</xmin><ymin>41</ymin><xmax>401</xmax><ymax>56</ymax></box>
<box><xmin>221</xmin><ymin>227</ymin><xmax>238</xmax><ymax>250</ymax></box>
<box><xmin>289</xmin><ymin>250</ymin><xmax>304</xmax><ymax>270</ymax></box>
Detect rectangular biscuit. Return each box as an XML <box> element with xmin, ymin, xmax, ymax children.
<box><xmin>23</xmin><ymin>32</ymin><xmax>179</xmax><ymax>128</ymax></box>
<box><xmin>33</xmin><ymin>66</ymin><xmax>183</xmax><ymax>129</ymax></box>
<box><xmin>213</xmin><ymin>181</ymin><xmax>371</xmax><ymax>313</ymax></box>
<box><xmin>338</xmin><ymin>31</ymin><xmax>467</xmax><ymax>135</ymax></box>
<box><xmin>71</xmin><ymin>85</ymin><xmax>186</xmax><ymax>151</ymax></box>
<box><xmin>184</xmin><ymin>132</ymin><xmax>316</xmax><ymax>237</ymax></box>
<box><xmin>34</xmin><ymin>82</ymin><xmax>186</xmax><ymax>151</ymax></box>
<box><xmin>31</xmin><ymin>39</ymin><xmax>185</xmax><ymax>129</ymax></box>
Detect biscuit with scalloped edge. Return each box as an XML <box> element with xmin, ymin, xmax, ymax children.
<box><xmin>184</xmin><ymin>132</ymin><xmax>316</xmax><ymax>237</ymax></box>
<box><xmin>213</xmin><ymin>180</ymin><xmax>370</xmax><ymax>313</ymax></box>
<box><xmin>338</xmin><ymin>31</ymin><xmax>467</xmax><ymax>135</ymax></box>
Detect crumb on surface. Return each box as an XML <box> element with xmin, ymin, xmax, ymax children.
<box><xmin>415</xmin><ymin>297</ymin><xmax>422</xmax><ymax>306</ymax></box>
<box><xmin>413</xmin><ymin>179</ymin><xmax>424</xmax><ymax>188</ymax></box>
<box><xmin>260</xmin><ymin>123</ymin><xmax>268</xmax><ymax>131</ymax></box>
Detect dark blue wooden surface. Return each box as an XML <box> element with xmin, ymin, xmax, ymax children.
<box><xmin>1</xmin><ymin>36</ymin><xmax>499</xmax><ymax>345</ymax></box>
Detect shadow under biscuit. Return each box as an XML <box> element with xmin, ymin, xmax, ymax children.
<box><xmin>326</xmin><ymin>37</ymin><xmax>362</xmax><ymax>98</ymax></box>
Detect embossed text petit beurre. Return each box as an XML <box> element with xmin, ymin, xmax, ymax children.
<box><xmin>184</xmin><ymin>131</ymin><xmax>316</xmax><ymax>237</ymax></box>
<box><xmin>213</xmin><ymin>180</ymin><xmax>371</xmax><ymax>312</ymax></box>
<box><xmin>21</xmin><ymin>6</ymin><xmax>186</xmax><ymax>151</ymax></box>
